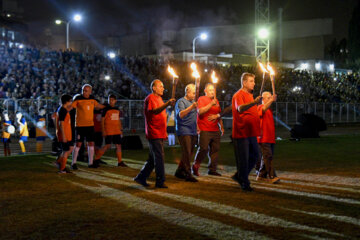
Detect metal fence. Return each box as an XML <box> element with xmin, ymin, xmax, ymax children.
<box><xmin>1</xmin><ymin>99</ymin><xmax>359</xmax><ymax>132</ymax></box>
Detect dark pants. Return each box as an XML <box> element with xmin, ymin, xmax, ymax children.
<box><xmin>233</xmin><ymin>137</ymin><xmax>259</xmax><ymax>187</ymax></box>
<box><xmin>136</xmin><ymin>139</ymin><xmax>165</xmax><ymax>185</ymax></box>
<box><xmin>193</xmin><ymin>131</ymin><xmax>221</xmax><ymax>172</ymax></box>
<box><xmin>258</xmin><ymin>143</ymin><xmax>276</xmax><ymax>178</ymax></box>
<box><xmin>178</xmin><ymin>135</ymin><xmax>197</xmax><ymax>175</ymax></box>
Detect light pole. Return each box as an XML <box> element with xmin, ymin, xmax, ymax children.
<box><xmin>55</xmin><ymin>14</ymin><xmax>82</xmax><ymax>49</ymax></box>
<box><xmin>192</xmin><ymin>33</ymin><xmax>207</xmax><ymax>60</ymax></box>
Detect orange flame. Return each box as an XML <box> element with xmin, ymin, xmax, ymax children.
<box><xmin>190</xmin><ymin>62</ymin><xmax>200</xmax><ymax>79</ymax></box>
<box><xmin>267</xmin><ymin>63</ymin><xmax>275</xmax><ymax>76</ymax></box>
<box><xmin>211</xmin><ymin>71</ymin><xmax>218</xmax><ymax>84</ymax></box>
<box><xmin>167</xmin><ymin>65</ymin><xmax>179</xmax><ymax>78</ymax></box>
<box><xmin>258</xmin><ymin>62</ymin><xmax>268</xmax><ymax>73</ymax></box>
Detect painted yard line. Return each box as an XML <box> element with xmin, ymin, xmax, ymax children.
<box><xmin>72</xmin><ymin>157</ymin><xmax>359</xmax><ymax>205</ymax></box>
<box><xmin>78</xmin><ymin>169</ymin><xmax>345</xmax><ymax>238</ymax></box>
<box><xmin>273</xmin><ymin>172</ymin><xmax>360</xmax><ymax>187</ymax></box>
<box><xmin>102</xmin><ymin>156</ymin><xmax>360</xmax><ymax>195</ymax></box>
<box><xmin>279</xmin><ymin>207</ymin><xmax>360</xmax><ymax>227</ymax></box>
<box><xmin>215</xmin><ymin>174</ymin><xmax>360</xmax><ymax>196</ymax></box>
<box><xmin>103</xmin><ymin>156</ymin><xmax>360</xmax><ymax>188</ymax></box>
<box><xmin>197</xmin><ymin>176</ymin><xmax>360</xmax><ymax>206</ymax></box>
<box><xmin>69</xmin><ymin>181</ymin><xmax>272</xmax><ymax>240</ymax></box>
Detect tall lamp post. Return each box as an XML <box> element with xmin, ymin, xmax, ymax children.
<box><xmin>55</xmin><ymin>14</ymin><xmax>82</xmax><ymax>49</ymax></box>
<box><xmin>192</xmin><ymin>33</ymin><xmax>207</xmax><ymax>60</ymax></box>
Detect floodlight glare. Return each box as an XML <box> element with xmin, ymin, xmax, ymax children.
<box><xmin>315</xmin><ymin>63</ymin><xmax>321</xmax><ymax>71</ymax></box>
<box><xmin>19</xmin><ymin>44</ymin><xmax>24</xmax><ymax>49</ymax></box>
<box><xmin>55</xmin><ymin>19</ymin><xmax>62</xmax><ymax>24</ymax></box>
<box><xmin>73</xmin><ymin>14</ymin><xmax>82</xmax><ymax>22</ymax></box>
<box><xmin>200</xmin><ymin>33</ymin><xmax>208</xmax><ymax>40</ymax></box>
<box><xmin>258</xmin><ymin>28</ymin><xmax>269</xmax><ymax>39</ymax></box>
<box><xmin>104</xmin><ymin>75</ymin><xmax>111</xmax><ymax>81</ymax></box>
<box><xmin>329</xmin><ymin>64</ymin><xmax>335</xmax><ymax>72</ymax></box>
<box><xmin>108</xmin><ymin>52</ymin><xmax>116</xmax><ymax>59</ymax></box>
<box><xmin>300</xmin><ymin>63</ymin><xmax>308</xmax><ymax>70</ymax></box>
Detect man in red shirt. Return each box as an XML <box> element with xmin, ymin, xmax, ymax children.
<box><xmin>134</xmin><ymin>79</ymin><xmax>175</xmax><ymax>188</ymax></box>
<box><xmin>257</xmin><ymin>91</ymin><xmax>280</xmax><ymax>183</ymax></box>
<box><xmin>232</xmin><ymin>73</ymin><xmax>261</xmax><ymax>191</ymax></box>
<box><xmin>192</xmin><ymin>83</ymin><xmax>224</xmax><ymax>176</ymax></box>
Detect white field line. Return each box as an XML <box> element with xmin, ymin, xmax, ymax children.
<box><xmin>200</xmin><ymin>176</ymin><xmax>360</xmax><ymax>206</ymax></box>
<box><xmin>103</xmin><ymin>156</ymin><xmax>360</xmax><ymax>188</ymax></box>
<box><xmin>102</xmin><ymin>156</ymin><xmax>360</xmax><ymax>195</ymax></box>
<box><xmin>279</xmin><ymin>207</ymin><xmax>360</xmax><ymax>227</ymax></box>
<box><xmin>51</xmin><ymin>156</ymin><xmax>360</xmax><ymax>205</ymax></box>
<box><xmin>77</xmin><ymin>169</ymin><xmax>345</xmax><ymax>238</ymax></box>
<box><xmin>215</xmin><ymin>174</ymin><xmax>360</xmax><ymax>196</ymax></box>
<box><xmin>69</xmin><ymin>181</ymin><xmax>272</xmax><ymax>240</ymax></box>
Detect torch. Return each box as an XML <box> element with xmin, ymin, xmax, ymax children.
<box><xmin>190</xmin><ymin>62</ymin><xmax>201</xmax><ymax>100</ymax></box>
<box><xmin>267</xmin><ymin>63</ymin><xmax>276</xmax><ymax>95</ymax></box>
<box><xmin>167</xmin><ymin>65</ymin><xmax>179</xmax><ymax>99</ymax></box>
<box><xmin>211</xmin><ymin>70</ymin><xmax>219</xmax><ymax>99</ymax></box>
<box><xmin>258</xmin><ymin>62</ymin><xmax>268</xmax><ymax>95</ymax></box>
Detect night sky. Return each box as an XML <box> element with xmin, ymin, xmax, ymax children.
<box><xmin>19</xmin><ymin>0</ymin><xmax>358</xmax><ymax>40</ymax></box>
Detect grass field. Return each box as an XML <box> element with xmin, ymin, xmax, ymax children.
<box><xmin>1</xmin><ymin>134</ymin><xmax>360</xmax><ymax>240</ymax></box>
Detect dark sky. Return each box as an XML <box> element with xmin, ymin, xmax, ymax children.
<box><xmin>19</xmin><ymin>0</ymin><xmax>358</xmax><ymax>40</ymax></box>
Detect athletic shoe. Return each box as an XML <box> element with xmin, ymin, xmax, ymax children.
<box><xmin>256</xmin><ymin>175</ymin><xmax>269</xmax><ymax>182</ymax></box>
<box><xmin>93</xmin><ymin>160</ymin><xmax>100</xmax><ymax>167</ymax></box>
<box><xmin>155</xmin><ymin>183</ymin><xmax>168</xmax><ymax>189</ymax></box>
<box><xmin>57</xmin><ymin>170</ymin><xmax>67</xmax><ymax>174</ymax></box>
<box><xmin>63</xmin><ymin>167</ymin><xmax>72</xmax><ymax>173</ymax></box>
<box><xmin>88</xmin><ymin>164</ymin><xmax>98</xmax><ymax>168</ymax></box>
<box><xmin>174</xmin><ymin>169</ymin><xmax>187</xmax><ymax>179</ymax></box>
<box><xmin>191</xmin><ymin>165</ymin><xmax>199</xmax><ymax>176</ymax></box>
<box><xmin>208</xmin><ymin>171</ymin><xmax>222</xmax><ymax>176</ymax></box>
<box><xmin>71</xmin><ymin>164</ymin><xmax>78</xmax><ymax>170</ymax></box>
<box><xmin>98</xmin><ymin>159</ymin><xmax>108</xmax><ymax>165</ymax></box>
<box><xmin>117</xmin><ymin>162</ymin><xmax>128</xmax><ymax>167</ymax></box>
<box><xmin>241</xmin><ymin>185</ymin><xmax>254</xmax><ymax>192</ymax></box>
<box><xmin>134</xmin><ymin>177</ymin><xmax>150</xmax><ymax>187</ymax></box>
<box><xmin>185</xmin><ymin>175</ymin><xmax>198</xmax><ymax>182</ymax></box>
<box><xmin>270</xmin><ymin>177</ymin><xmax>280</xmax><ymax>184</ymax></box>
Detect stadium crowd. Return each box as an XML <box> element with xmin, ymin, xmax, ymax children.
<box><xmin>0</xmin><ymin>45</ymin><xmax>359</xmax><ymax>106</ymax></box>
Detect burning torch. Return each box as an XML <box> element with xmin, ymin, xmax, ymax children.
<box><xmin>190</xmin><ymin>62</ymin><xmax>200</xmax><ymax>100</ymax></box>
<box><xmin>167</xmin><ymin>65</ymin><xmax>179</xmax><ymax>99</ymax></box>
<box><xmin>211</xmin><ymin>70</ymin><xmax>219</xmax><ymax>99</ymax></box>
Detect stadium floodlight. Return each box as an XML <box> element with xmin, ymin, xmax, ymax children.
<box><xmin>200</xmin><ymin>33</ymin><xmax>208</xmax><ymax>40</ymax></box>
<box><xmin>329</xmin><ymin>64</ymin><xmax>335</xmax><ymax>72</ymax></box>
<box><xmin>300</xmin><ymin>63</ymin><xmax>308</xmax><ymax>70</ymax></box>
<box><xmin>315</xmin><ymin>62</ymin><xmax>321</xmax><ymax>71</ymax></box>
<box><xmin>55</xmin><ymin>14</ymin><xmax>82</xmax><ymax>49</ymax></box>
<box><xmin>18</xmin><ymin>44</ymin><xmax>24</xmax><ymax>49</ymax></box>
<box><xmin>258</xmin><ymin>28</ymin><xmax>269</xmax><ymax>39</ymax></box>
<box><xmin>104</xmin><ymin>75</ymin><xmax>111</xmax><ymax>81</ymax></box>
<box><xmin>6</xmin><ymin>13</ymin><xmax>11</xmax><ymax>18</ymax></box>
<box><xmin>192</xmin><ymin>32</ymin><xmax>208</xmax><ymax>60</ymax></box>
<box><xmin>108</xmin><ymin>52</ymin><xmax>116</xmax><ymax>59</ymax></box>
<box><xmin>73</xmin><ymin>14</ymin><xmax>82</xmax><ymax>22</ymax></box>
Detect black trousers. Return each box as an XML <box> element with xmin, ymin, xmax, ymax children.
<box><xmin>233</xmin><ymin>137</ymin><xmax>259</xmax><ymax>187</ymax></box>
<box><xmin>136</xmin><ymin>139</ymin><xmax>165</xmax><ymax>185</ymax></box>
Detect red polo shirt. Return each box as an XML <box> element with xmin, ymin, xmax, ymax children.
<box><xmin>144</xmin><ymin>93</ymin><xmax>167</xmax><ymax>139</ymax></box>
<box><xmin>257</xmin><ymin>104</ymin><xmax>275</xmax><ymax>143</ymax></box>
<box><xmin>197</xmin><ymin>96</ymin><xmax>221</xmax><ymax>132</ymax></box>
<box><xmin>232</xmin><ymin>89</ymin><xmax>260</xmax><ymax>138</ymax></box>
